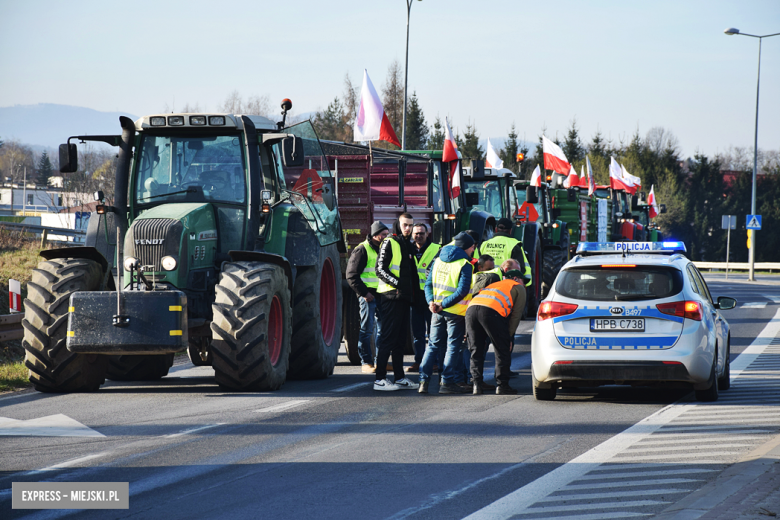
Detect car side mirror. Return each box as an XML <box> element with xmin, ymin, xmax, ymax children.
<box><xmin>59</xmin><ymin>143</ymin><xmax>78</xmax><ymax>173</ymax></box>
<box><xmin>567</xmin><ymin>188</ymin><xmax>577</xmax><ymax>202</ymax></box>
<box><xmin>716</xmin><ymin>296</ymin><xmax>737</xmax><ymax>310</ymax></box>
<box><xmin>526</xmin><ymin>186</ymin><xmax>538</xmax><ymax>204</ymax></box>
<box><xmin>321</xmin><ymin>182</ymin><xmax>335</xmax><ymax>210</ymax></box>
<box><xmin>281</xmin><ymin>136</ymin><xmax>304</xmax><ymax>167</ymax></box>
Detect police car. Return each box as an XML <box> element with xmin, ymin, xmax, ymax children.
<box><xmin>531</xmin><ymin>242</ymin><xmax>737</xmax><ymax>401</ymax></box>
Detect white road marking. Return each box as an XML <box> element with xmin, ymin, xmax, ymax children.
<box><xmin>562</xmin><ymin>478</ymin><xmax>704</xmax><ymax>490</ymax></box>
<box><xmin>622</xmin><ymin>443</ymin><xmax>748</xmax><ymax>453</ymax></box>
<box><xmin>254</xmin><ymin>400</ymin><xmax>309</xmax><ymax>413</ymax></box>
<box><xmin>524</xmin><ymin>500</ymin><xmax>669</xmax><ymax>513</ymax></box>
<box><xmin>165</xmin><ymin>423</ymin><xmax>225</xmax><ymax>438</ymax></box>
<box><xmin>330</xmin><ymin>382</ymin><xmax>371</xmax><ymax>393</ymax></box>
<box><xmin>538</xmin><ymin>489</ymin><xmax>685</xmax><ymax>501</ymax></box>
<box><xmin>24</xmin><ymin>452</ymin><xmax>111</xmax><ymax>475</ymax></box>
<box><xmin>741</xmin><ymin>302</ymin><xmax>767</xmax><ymax>308</ymax></box>
<box><xmin>0</xmin><ymin>413</ymin><xmax>104</xmax><ymax>437</ymax></box>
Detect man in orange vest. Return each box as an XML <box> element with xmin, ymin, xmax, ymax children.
<box><xmin>465</xmin><ymin>270</ymin><xmax>527</xmax><ymax>395</ymax></box>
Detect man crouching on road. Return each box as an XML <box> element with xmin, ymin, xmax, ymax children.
<box><xmin>374</xmin><ymin>213</ymin><xmax>419</xmax><ymax>391</ymax></box>
<box><xmin>418</xmin><ymin>232</ymin><xmax>475</xmax><ymax>394</ymax></box>
<box><xmin>466</xmin><ymin>270</ymin><xmax>526</xmax><ymax>395</ymax></box>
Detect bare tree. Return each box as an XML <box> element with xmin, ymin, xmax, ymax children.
<box><xmin>381</xmin><ymin>59</ymin><xmax>404</xmax><ymax>140</ymax></box>
<box><xmin>342</xmin><ymin>73</ymin><xmax>358</xmax><ymax>130</ymax></box>
<box><xmin>645</xmin><ymin>127</ymin><xmax>680</xmax><ymax>156</ymax></box>
<box><xmin>179</xmin><ymin>102</ymin><xmax>202</xmax><ymax>113</ymax></box>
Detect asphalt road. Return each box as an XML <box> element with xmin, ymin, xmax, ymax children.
<box><xmin>1</xmin><ymin>275</ymin><xmax>779</xmax><ymax>520</ymax></box>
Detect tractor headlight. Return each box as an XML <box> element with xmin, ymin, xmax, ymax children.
<box><xmin>161</xmin><ymin>256</ymin><xmax>177</xmax><ymax>271</ymax></box>
<box><xmin>124</xmin><ymin>257</ymin><xmax>138</xmax><ymax>271</ymax></box>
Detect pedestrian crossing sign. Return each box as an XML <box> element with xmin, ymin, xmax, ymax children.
<box><xmin>746</xmin><ymin>215</ymin><xmax>762</xmax><ymax>230</ymax></box>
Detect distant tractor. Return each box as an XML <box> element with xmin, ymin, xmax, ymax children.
<box><xmin>23</xmin><ymin>101</ymin><xmax>344</xmax><ymax>392</ymax></box>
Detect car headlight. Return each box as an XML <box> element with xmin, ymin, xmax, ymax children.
<box><xmin>124</xmin><ymin>257</ymin><xmax>138</xmax><ymax>271</ymax></box>
<box><xmin>161</xmin><ymin>256</ymin><xmax>177</xmax><ymax>271</ymax></box>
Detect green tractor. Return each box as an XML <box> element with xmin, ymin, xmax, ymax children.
<box><xmin>23</xmin><ymin>103</ymin><xmax>343</xmax><ymax>393</ymax></box>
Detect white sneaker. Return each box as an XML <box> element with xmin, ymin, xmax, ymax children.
<box><xmin>374</xmin><ymin>379</ymin><xmax>400</xmax><ymax>391</ymax></box>
<box><xmin>394</xmin><ymin>378</ymin><xmax>420</xmax><ymax>390</ymax></box>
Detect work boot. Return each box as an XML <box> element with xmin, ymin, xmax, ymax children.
<box><xmin>496</xmin><ymin>383</ymin><xmax>518</xmax><ymax>395</ymax></box>
<box><xmin>473</xmin><ymin>379</ymin><xmax>483</xmax><ymax>395</ymax></box>
<box><xmin>418</xmin><ymin>381</ymin><xmax>429</xmax><ymax>394</ymax></box>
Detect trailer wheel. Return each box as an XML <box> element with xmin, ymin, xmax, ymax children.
<box><xmin>106</xmin><ymin>354</ymin><xmax>174</xmax><ymax>381</ymax></box>
<box><xmin>22</xmin><ymin>258</ymin><xmax>108</xmax><ymax>393</ymax></box>
<box><xmin>289</xmin><ymin>243</ymin><xmax>343</xmax><ymax>379</ymax></box>
<box><xmin>343</xmin><ymin>289</ymin><xmax>361</xmax><ymax>365</ymax></box>
<box><xmin>210</xmin><ymin>261</ymin><xmax>291</xmax><ymax>391</ymax></box>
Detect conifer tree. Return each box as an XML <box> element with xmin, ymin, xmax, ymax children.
<box><xmin>458</xmin><ymin>122</ymin><xmax>483</xmax><ymax>160</ymax></box>
<box><xmin>428</xmin><ymin>116</ymin><xmax>445</xmax><ymax>150</ymax></box>
<box><xmin>404</xmin><ymin>92</ymin><xmax>428</xmax><ymax>150</ymax></box>
<box><xmin>499</xmin><ymin>124</ymin><xmax>520</xmax><ymax>174</ymax></box>
<box><xmin>36</xmin><ymin>152</ymin><xmax>53</xmax><ymax>186</ymax></box>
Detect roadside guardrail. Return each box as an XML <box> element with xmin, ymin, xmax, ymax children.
<box><xmin>0</xmin><ymin>221</ymin><xmax>86</xmax><ymax>247</ymax></box>
<box><xmin>0</xmin><ymin>313</ymin><xmax>23</xmax><ymax>343</ymax></box>
<box><xmin>694</xmin><ymin>262</ymin><xmax>780</xmax><ymax>273</ymax></box>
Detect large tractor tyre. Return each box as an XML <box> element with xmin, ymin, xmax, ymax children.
<box><xmin>106</xmin><ymin>354</ymin><xmax>174</xmax><ymax>381</ymax></box>
<box><xmin>210</xmin><ymin>261</ymin><xmax>292</xmax><ymax>391</ymax></box>
<box><xmin>541</xmin><ymin>233</ymin><xmax>570</xmax><ymax>298</ymax></box>
<box><xmin>22</xmin><ymin>258</ymin><xmax>108</xmax><ymax>393</ymax></box>
<box><xmin>288</xmin><ymin>244</ymin><xmax>343</xmax><ymax>379</ymax></box>
<box><xmin>526</xmin><ymin>234</ymin><xmax>543</xmax><ymax>316</ymax></box>
<box><xmin>343</xmin><ymin>289</ymin><xmax>361</xmax><ymax>366</ymax></box>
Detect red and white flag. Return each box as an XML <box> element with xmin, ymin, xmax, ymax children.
<box><xmin>353</xmin><ymin>69</ymin><xmax>401</xmax><ymax>148</ymax></box>
<box><xmin>563</xmin><ymin>164</ymin><xmax>579</xmax><ymax>188</ymax></box>
<box><xmin>585</xmin><ymin>156</ymin><xmax>596</xmax><ymax>196</ymax></box>
<box><xmin>485</xmin><ymin>138</ymin><xmax>503</xmax><ymax>169</ymax></box>
<box><xmin>609</xmin><ymin>156</ymin><xmax>630</xmax><ymax>192</ymax></box>
<box><xmin>648</xmin><ymin>185</ymin><xmax>660</xmax><ymax>218</ymax></box>
<box><xmin>621</xmin><ymin>164</ymin><xmax>641</xmax><ymax>195</ymax></box>
<box><xmin>529</xmin><ymin>164</ymin><xmax>542</xmax><ymax>187</ymax></box>
<box><xmin>443</xmin><ymin>117</ymin><xmax>461</xmax><ymax>198</ymax></box>
<box><xmin>578</xmin><ymin>165</ymin><xmax>589</xmax><ymax>189</ymax></box>
<box><xmin>9</xmin><ymin>278</ymin><xmax>22</xmax><ymax>313</ymax></box>
<box><xmin>542</xmin><ymin>135</ymin><xmax>570</xmax><ymax>175</ymax></box>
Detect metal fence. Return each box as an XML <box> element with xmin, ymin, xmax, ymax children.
<box><xmin>694</xmin><ymin>262</ymin><xmax>780</xmax><ymax>272</ymax></box>
<box><xmin>0</xmin><ymin>221</ymin><xmax>86</xmax><ymax>247</ymax></box>
<box><xmin>0</xmin><ymin>313</ymin><xmax>23</xmax><ymax>343</ymax></box>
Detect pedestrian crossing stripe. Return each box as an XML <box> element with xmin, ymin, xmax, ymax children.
<box><xmin>747</xmin><ymin>215</ymin><xmax>762</xmax><ymax>230</ymax></box>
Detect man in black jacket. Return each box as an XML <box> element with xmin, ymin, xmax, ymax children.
<box><xmin>373</xmin><ymin>213</ymin><xmax>419</xmax><ymax>391</ymax></box>
<box><xmin>346</xmin><ymin>221</ymin><xmax>389</xmax><ymax>372</ymax></box>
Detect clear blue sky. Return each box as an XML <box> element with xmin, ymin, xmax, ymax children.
<box><xmin>1</xmin><ymin>0</ymin><xmax>778</xmax><ymax>158</ymax></box>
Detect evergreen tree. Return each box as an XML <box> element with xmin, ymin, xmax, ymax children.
<box><xmin>312</xmin><ymin>98</ymin><xmax>347</xmax><ymax>141</ymax></box>
<box><xmin>684</xmin><ymin>154</ymin><xmax>725</xmax><ymax>261</ymax></box>
<box><xmin>429</xmin><ymin>116</ymin><xmax>444</xmax><ymax>150</ymax></box>
<box><xmin>518</xmin><ymin>141</ymin><xmax>531</xmax><ymax>179</ymax></box>
<box><xmin>563</xmin><ymin>118</ymin><xmax>586</xmax><ymax>165</ymax></box>
<box><xmin>458</xmin><ymin>122</ymin><xmax>483</xmax><ymax>160</ymax></box>
<box><xmin>499</xmin><ymin>124</ymin><xmax>520</xmax><ymax>174</ymax></box>
<box><xmin>404</xmin><ymin>91</ymin><xmax>428</xmax><ymax>150</ymax></box>
<box><xmin>36</xmin><ymin>152</ymin><xmax>53</xmax><ymax>186</ymax></box>
<box><xmin>589</xmin><ymin>129</ymin><xmax>607</xmax><ymax>160</ymax></box>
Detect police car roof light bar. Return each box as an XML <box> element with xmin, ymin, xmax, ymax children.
<box><xmin>576</xmin><ymin>242</ymin><xmax>687</xmax><ymax>256</ymax></box>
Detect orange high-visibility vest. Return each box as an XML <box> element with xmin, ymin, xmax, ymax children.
<box><xmin>469</xmin><ymin>279</ymin><xmax>520</xmax><ymax>317</ymax></box>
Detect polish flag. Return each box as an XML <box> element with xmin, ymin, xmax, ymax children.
<box><xmin>529</xmin><ymin>164</ymin><xmax>542</xmax><ymax>187</ymax></box>
<box><xmin>443</xmin><ymin>117</ymin><xmax>461</xmax><ymax>197</ymax></box>
<box><xmin>648</xmin><ymin>185</ymin><xmax>660</xmax><ymax>218</ymax></box>
<box><xmin>542</xmin><ymin>135</ymin><xmax>570</xmax><ymax>175</ymax></box>
<box><xmin>485</xmin><ymin>138</ymin><xmax>503</xmax><ymax>169</ymax></box>
<box><xmin>621</xmin><ymin>164</ymin><xmax>641</xmax><ymax>195</ymax></box>
<box><xmin>563</xmin><ymin>164</ymin><xmax>579</xmax><ymax>188</ymax></box>
<box><xmin>609</xmin><ymin>156</ymin><xmax>630</xmax><ymax>192</ymax></box>
<box><xmin>9</xmin><ymin>279</ymin><xmax>22</xmax><ymax>312</ymax></box>
<box><xmin>353</xmin><ymin>69</ymin><xmax>401</xmax><ymax>148</ymax></box>
<box><xmin>585</xmin><ymin>156</ymin><xmax>596</xmax><ymax>196</ymax></box>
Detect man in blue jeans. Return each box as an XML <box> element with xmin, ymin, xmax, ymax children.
<box><xmin>409</xmin><ymin>223</ymin><xmax>439</xmax><ymax>372</ymax></box>
<box><xmin>346</xmin><ymin>221</ymin><xmax>390</xmax><ymax>373</ymax></box>
<box><xmin>418</xmin><ymin>232</ymin><xmax>475</xmax><ymax>394</ymax></box>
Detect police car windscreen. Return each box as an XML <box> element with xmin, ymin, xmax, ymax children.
<box><xmin>556</xmin><ymin>266</ymin><xmax>684</xmax><ymax>302</ymax></box>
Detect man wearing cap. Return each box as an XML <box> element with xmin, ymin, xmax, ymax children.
<box><xmin>374</xmin><ymin>213</ymin><xmax>419</xmax><ymax>391</ymax></box>
<box><xmin>418</xmin><ymin>231</ymin><xmax>476</xmax><ymax>394</ymax></box>
<box><xmin>478</xmin><ymin>218</ymin><xmax>532</xmax><ymax>288</ymax></box>
<box><xmin>346</xmin><ymin>221</ymin><xmax>390</xmax><ymax>373</ymax></box>
<box><xmin>466</xmin><ymin>270</ymin><xmax>527</xmax><ymax>395</ymax></box>
<box><xmin>410</xmin><ymin>223</ymin><xmax>439</xmax><ymax>372</ymax></box>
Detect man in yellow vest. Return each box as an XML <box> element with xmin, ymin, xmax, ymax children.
<box><xmin>478</xmin><ymin>218</ymin><xmax>532</xmax><ymax>287</ymax></box>
<box><xmin>466</xmin><ymin>270</ymin><xmax>527</xmax><ymax>395</ymax></box>
<box><xmin>419</xmin><ymin>231</ymin><xmax>476</xmax><ymax>394</ymax></box>
<box><xmin>346</xmin><ymin>221</ymin><xmax>389</xmax><ymax>373</ymax></box>
<box><xmin>410</xmin><ymin>223</ymin><xmax>440</xmax><ymax>372</ymax></box>
<box><xmin>375</xmin><ymin>213</ymin><xmax>419</xmax><ymax>391</ymax></box>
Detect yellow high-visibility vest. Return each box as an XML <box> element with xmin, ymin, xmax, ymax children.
<box><xmin>431</xmin><ymin>257</ymin><xmax>472</xmax><ymax>315</ymax></box>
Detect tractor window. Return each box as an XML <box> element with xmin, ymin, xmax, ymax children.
<box><xmin>464</xmin><ymin>179</ymin><xmax>503</xmax><ymax>216</ymax></box>
<box><xmin>135</xmin><ymin>134</ymin><xmax>246</xmax><ymax>205</ymax></box>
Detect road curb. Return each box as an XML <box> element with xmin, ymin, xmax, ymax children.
<box><xmin>653</xmin><ymin>433</ymin><xmax>780</xmax><ymax>520</ymax></box>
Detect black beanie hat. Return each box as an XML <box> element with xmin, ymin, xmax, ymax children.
<box><xmin>370</xmin><ymin>221</ymin><xmax>389</xmax><ymax>237</ymax></box>
<box><xmin>453</xmin><ymin>231</ymin><xmax>476</xmax><ymax>250</ymax></box>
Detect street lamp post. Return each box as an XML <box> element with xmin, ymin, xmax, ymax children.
<box><xmin>724</xmin><ymin>28</ymin><xmax>780</xmax><ymax>282</ymax></box>
<box><xmin>401</xmin><ymin>0</ymin><xmax>421</xmax><ymax>150</ymax></box>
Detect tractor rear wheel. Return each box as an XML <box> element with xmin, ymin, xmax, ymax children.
<box><xmin>526</xmin><ymin>233</ymin><xmax>543</xmax><ymax>316</ymax></box>
<box><xmin>289</xmin><ymin>244</ymin><xmax>343</xmax><ymax>379</ymax></box>
<box><xmin>210</xmin><ymin>261</ymin><xmax>291</xmax><ymax>391</ymax></box>
<box><xmin>106</xmin><ymin>354</ymin><xmax>174</xmax><ymax>381</ymax></box>
<box><xmin>22</xmin><ymin>258</ymin><xmax>108</xmax><ymax>392</ymax></box>
<box><xmin>343</xmin><ymin>289</ymin><xmax>361</xmax><ymax>366</ymax></box>
<box><xmin>542</xmin><ymin>232</ymin><xmax>569</xmax><ymax>298</ymax></box>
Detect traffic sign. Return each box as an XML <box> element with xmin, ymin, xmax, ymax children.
<box><xmin>721</xmin><ymin>215</ymin><xmax>736</xmax><ymax>230</ymax></box>
<box><xmin>746</xmin><ymin>215</ymin><xmax>762</xmax><ymax>230</ymax></box>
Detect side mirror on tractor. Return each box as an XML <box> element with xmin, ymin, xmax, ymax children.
<box><xmin>59</xmin><ymin>143</ymin><xmax>78</xmax><ymax>173</ymax></box>
<box><xmin>631</xmin><ymin>195</ymin><xmax>640</xmax><ymax>211</ymax></box>
<box><xmin>526</xmin><ymin>186</ymin><xmax>539</xmax><ymax>204</ymax></box>
<box><xmin>567</xmin><ymin>188</ymin><xmax>577</xmax><ymax>202</ymax></box>
<box><xmin>281</xmin><ymin>136</ymin><xmax>304</xmax><ymax>168</ymax></box>
<box><xmin>660</xmin><ymin>204</ymin><xmax>667</xmax><ymax>214</ymax></box>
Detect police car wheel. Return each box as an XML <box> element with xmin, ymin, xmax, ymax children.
<box><xmin>717</xmin><ymin>340</ymin><xmax>731</xmax><ymax>391</ymax></box>
<box><xmin>695</xmin><ymin>350</ymin><xmax>719</xmax><ymax>402</ymax></box>
<box><xmin>532</xmin><ymin>370</ymin><xmax>557</xmax><ymax>401</ymax></box>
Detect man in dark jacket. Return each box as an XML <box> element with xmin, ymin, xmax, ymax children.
<box><xmin>373</xmin><ymin>213</ymin><xmax>419</xmax><ymax>391</ymax></box>
<box><xmin>419</xmin><ymin>232</ymin><xmax>475</xmax><ymax>394</ymax></box>
<box><xmin>409</xmin><ymin>223</ymin><xmax>439</xmax><ymax>372</ymax></box>
<box><xmin>346</xmin><ymin>221</ymin><xmax>389</xmax><ymax>372</ymax></box>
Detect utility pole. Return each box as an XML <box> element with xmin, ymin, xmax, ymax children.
<box><xmin>22</xmin><ymin>166</ymin><xmax>27</xmax><ymax>216</ymax></box>
<box><xmin>401</xmin><ymin>0</ymin><xmax>421</xmax><ymax>150</ymax></box>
